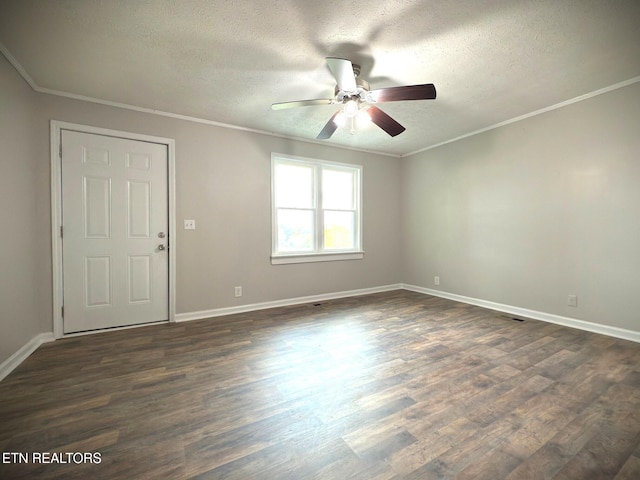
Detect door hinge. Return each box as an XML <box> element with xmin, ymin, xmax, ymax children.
<box><xmin>59</xmin><ymin>143</ymin><xmax>62</xmax><ymax>158</ymax></box>
<box><xmin>61</xmin><ymin>306</ymin><xmax>64</xmax><ymax>318</ymax></box>
<box><xmin>60</xmin><ymin>226</ymin><xmax>63</xmax><ymax>238</ymax></box>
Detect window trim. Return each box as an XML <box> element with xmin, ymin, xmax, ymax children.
<box><xmin>271</xmin><ymin>153</ymin><xmax>363</xmax><ymax>265</ymax></box>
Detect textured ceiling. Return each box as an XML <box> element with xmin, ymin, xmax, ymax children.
<box><xmin>1</xmin><ymin>0</ymin><xmax>639</xmax><ymax>156</ymax></box>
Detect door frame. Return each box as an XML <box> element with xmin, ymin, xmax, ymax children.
<box><xmin>51</xmin><ymin>120</ymin><xmax>177</xmax><ymax>338</ymax></box>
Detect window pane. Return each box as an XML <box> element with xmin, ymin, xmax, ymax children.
<box><xmin>324</xmin><ymin>210</ymin><xmax>355</xmax><ymax>250</ymax></box>
<box><xmin>275</xmin><ymin>164</ymin><xmax>313</xmax><ymax>208</ymax></box>
<box><xmin>322</xmin><ymin>169</ymin><xmax>354</xmax><ymax>210</ymax></box>
<box><xmin>277</xmin><ymin>209</ymin><xmax>314</xmax><ymax>252</ymax></box>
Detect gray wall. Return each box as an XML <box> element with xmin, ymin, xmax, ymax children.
<box><xmin>0</xmin><ymin>54</ymin><xmax>48</xmax><ymax>363</ymax></box>
<box><xmin>34</xmin><ymin>89</ymin><xmax>403</xmax><ymax>317</ymax></box>
<box><xmin>401</xmin><ymin>82</ymin><xmax>640</xmax><ymax>332</ymax></box>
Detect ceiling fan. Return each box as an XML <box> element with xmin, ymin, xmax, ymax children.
<box><xmin>271</xmin><ymin>57</ymin><xmax>436</xmax><ymax>140</ymax></box>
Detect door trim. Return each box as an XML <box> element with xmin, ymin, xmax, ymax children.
<box><xmin>51</xmin><ymin>120</ymin><xmax>177</xmax><ymax>338</ymax></box>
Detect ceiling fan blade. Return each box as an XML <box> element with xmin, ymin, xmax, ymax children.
<box><xmin>367</xmin><ymin>106</ymin><xmax>406</xmax><ymax>137</ymax></box>
<box><xmin>317</xmin><ymin>111</ymin><xmax>340</xmax><ymax>140</ymax></box>
<box><xmin>369</xmin><ymin>83</ymin><xmax>436</xmax><ymax>102</ymax></box>
<box><xmin>272</xmin><ymin>98</ymin><xmax>333</xmax><ymax>110</ymax></box>
<box><xmin>326</xmin><ymin>57</ymin><xmax>357</xmax><ymax>92</ymax></box>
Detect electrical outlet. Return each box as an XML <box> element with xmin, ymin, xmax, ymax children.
<box><xmin>567</xmin><ymin>295</ymin><xmax>577</xmax><ymax>307</ymax></box>
<box><xmin>434</xmin><ymin>276</ymin><xmax>440</xmax><ymax>286</ymax></box>
<box><xmin>184</xmin><ymin>219</ymin><xmax>196</xmax><ymax>230</ymax></box>
<box><xmin>234</xmin><ymin>286</ymin><xmax>242</xmax><ymax>297</ymax></box>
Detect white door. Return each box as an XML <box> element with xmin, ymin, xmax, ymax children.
<box><xmin>61</xmin><ymin>130</ymin><xmax>169</xmax><ymax>333</ymax></box>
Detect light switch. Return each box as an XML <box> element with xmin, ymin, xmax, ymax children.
<box><xmin>184</xmin><ymin>219</ymin><xmax>196</xmax><ymax>230</ymax></box>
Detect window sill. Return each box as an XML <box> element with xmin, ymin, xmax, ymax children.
<box><xmin>271</xmin><ymin>251</ymin><xmax>364</xmax><ymax>265</ymax></box>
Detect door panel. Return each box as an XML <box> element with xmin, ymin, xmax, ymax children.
<box><xmin>61</xmin><ymin>130</ymin><xmax>169</xmax><ymax>333</ymax></box>
<box><xmin>128</xmin><ymin>255</ymin><xmax>152</xmax><ymax>303</ymax></box>
<box><xmin>84</xmin><ymin>256</ymin><xmax>112</xmax><ymax>307</ymax></box>
<box><xmin>128</xmin><ymin>180</ymin><xmax>151</xmax><ymax>238</ymax></box>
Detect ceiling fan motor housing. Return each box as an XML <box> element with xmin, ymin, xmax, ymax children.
<box><xmin>334</xmin><ymin>62</ymin><xmax>369</xmax><ymax>100</ymax></box>
<box><xmin>335</xmin><ymin>78</ymin><xmax>371</xmax><ymax>103</ymax></box>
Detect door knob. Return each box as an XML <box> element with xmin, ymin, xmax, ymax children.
<box><xmin>158</xmin><ymin>245</ymin><xmax>165</xmax><ymax>251</ymax></box>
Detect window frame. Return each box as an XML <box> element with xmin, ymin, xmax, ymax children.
<box><xmin>271</xmin><ymin>153</ymin><xmax>363</xmax><ymax>265</ymax></box>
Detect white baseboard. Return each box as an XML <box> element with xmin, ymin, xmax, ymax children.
<box><xmin>175</xmin><ymin>284</ymin><xmax>403</xmax><ymax>322</ymax></box>
<box><xmin>0</xmin><ymin>332</ymin><xmax>55</xmax><ymax>382</ymax></box>
<box><xmin>402</xmin><ymin>284</ymin><xmax>640</xmax><ymax>343</ymax></box>
<box><xmin>4</xmin><ymin>283</ymin><xmax>635</xmax><ymax>383</ymax></box>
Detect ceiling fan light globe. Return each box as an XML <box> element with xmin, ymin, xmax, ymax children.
<box><xmin>334</xmin><ymin>111</ymin><xmax>346</xmax><ymax>127</ymax></box>
<box><xmin>357</xmin><ymin>110</ymin><xmax>371</xmax><ymax>127</ymax></box>
<box><xmin>344</xmin><ymin>99</ymin><xmax>359</xmax><ymax>118</ymax></box>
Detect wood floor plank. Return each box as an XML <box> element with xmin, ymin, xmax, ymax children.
<box><xmin>505</xmin><ymin>409</ymin><xmax>602</xmax><ymax>479</ymax></box>
<box><xmin>613</xmin><ymin>454</ymin><xmax>640</xmax><ymax>480</ymax></box>
<box><xmin>1</xmin><ymin>290</ymin><xmax>639</xmax><ymax>479</ymax></box>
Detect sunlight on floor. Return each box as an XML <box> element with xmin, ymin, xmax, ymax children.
<box><xmin>265</xmin><ymin>316</ymin><xmax>374</xmax><ymax>397</ymax></box>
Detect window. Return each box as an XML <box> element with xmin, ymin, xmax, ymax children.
<box><xmin>271</xmin><ymin>153</ymin><xmax>363</xmax><ymax>264</ymax></box>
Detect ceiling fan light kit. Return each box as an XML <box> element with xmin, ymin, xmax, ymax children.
<box><xmin>271</xmin><ymin>57</ymin><xmax>436</xmax><ymax>140</ymax></box>
<box><xmin>334</xmin><ymin>106</ymin><xmax>371</xmax><ymax>135</ymax></box>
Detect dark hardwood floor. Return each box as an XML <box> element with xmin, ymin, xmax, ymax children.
<box><xmin>1</xmin><ymin>290</ymin><xmax>639</xmax><ymax>479</ymax></box>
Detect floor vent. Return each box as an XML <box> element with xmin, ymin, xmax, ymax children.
<box><xmin>499</xmin><ymin>314</ymin><xmax>525</xmax><ymax>322</ymax></box>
